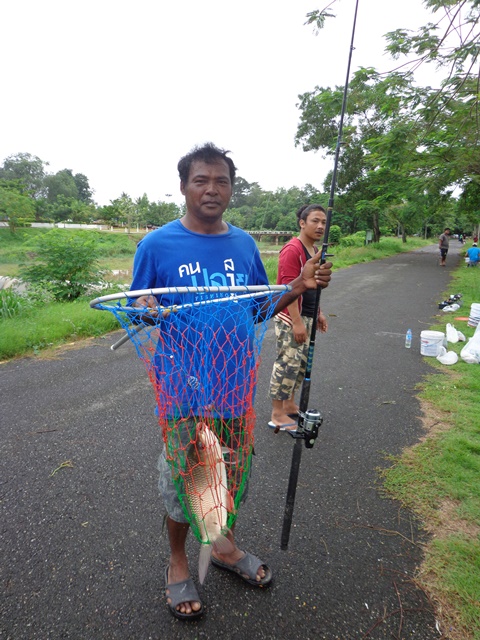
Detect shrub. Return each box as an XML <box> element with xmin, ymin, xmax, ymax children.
<box><xmin>0</xmin><ymin>283</ymin><xmax>55</xmax><ymax>320</ymax></box>
<box><xmin>328</xmin><ymin>225</ymin><xmax>342</xmax><ymax>244</ymax></box>
<box><xmin>0</xmin><ymin>288</ymin><xmax>24</xmax><ymax>319</ymax></box>
<box><xmin>339</xmin><ymin>231</ymin><xmax>366</xmax><ymax>247</ymax></box>
<box><xmin>19</xmin><ymin>229</ymin><xmax>104</xmax><ymax>301</ymax></box>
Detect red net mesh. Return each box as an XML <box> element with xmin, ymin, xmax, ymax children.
<box><xmin>92</xmin><ymin>287</ymin><xmax>286</xmax><ymax>543</ymax></box>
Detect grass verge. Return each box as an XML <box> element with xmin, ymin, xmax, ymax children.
<box><xmin>0</xmin><ymin>298</ymin><xmax>119</xmax><ymax>360</ymax></box>
<box><xmin>381</xmin><ymin>265</ymin><xmax>480</xmax><ymax>640</ymax></box>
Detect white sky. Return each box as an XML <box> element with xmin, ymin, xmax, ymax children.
<box><xmin>1</xmin><ymin>0</ymin><xmax>434</xmax><ymax>206</ymax></box>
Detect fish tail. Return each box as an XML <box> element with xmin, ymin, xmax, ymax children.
<box><xmin>198</xmin><ymin>543</ymin><xmax>212</xmax><ymax>585</ymax></box>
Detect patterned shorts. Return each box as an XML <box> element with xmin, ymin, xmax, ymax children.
<box><xmin>157</xmin><ymin>416</ymin><xmax>252</xmax><ymax>523</ymax></box>
<box><xmin>269</xmin><ymin>316</ymin><xmax>313</xmax><ymax>401</ymax></box>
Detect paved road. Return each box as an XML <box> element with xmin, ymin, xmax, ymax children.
<box><xmin>1</xmin><ymin>242</ymin><xmax>463</xmax><ymax>639</ymax></box>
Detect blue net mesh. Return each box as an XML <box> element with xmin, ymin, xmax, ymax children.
<box><xmin>91</xmin><ymin>286</ymin><xmax>288</xmax><ymax>542</ymax></box>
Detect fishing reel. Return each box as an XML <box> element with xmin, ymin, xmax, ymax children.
<box><xmin>290</xmin><ymin>409</ymin><xmax>323</xmax><ymax>448</ymax></box>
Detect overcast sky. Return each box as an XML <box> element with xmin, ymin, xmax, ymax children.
<box><xmin>1</xmin><ymin>0</ymin><xmax>434</xmax><ymax>206</ymax></box>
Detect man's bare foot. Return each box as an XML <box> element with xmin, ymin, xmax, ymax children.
<box><xmin>212</xmin><ymin>547</ymin><xmax>267</xmax><ymax>582</ymax></box>
<box><xmin>166</xmin><ymin>562</ymin><xmax>202</xmax><ymax>616</ymax></box>
<box><xmin>283</xmin><ymin>401</ymin><xmax>299</xmax><ymax>416</ymax></box>
<box><xmin>270</xmin><ymin>411</ymin><xmax>298</xmax><ymax>431</ymax></box>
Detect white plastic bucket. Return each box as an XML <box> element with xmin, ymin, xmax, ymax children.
<box><xmin>420</xmin><ymin>330</ymin><xmax>445</xmax><ymax>356</ymax></box>
<box><xmin>468</xmin><ymin>303</ymin><xmax>480</xmax><ymax>328</ymax></box>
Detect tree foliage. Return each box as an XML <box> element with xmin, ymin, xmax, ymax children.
<box><xmin>44</xmin><ymin>169</ymin><xmax>80</xmax><ymax>203</ymax></box>
<box><xmin>0</xmin><ymin>153</ymin><xmax>48</xmax><ymax>199</ymax></box>
<box><xmin>0</xmin><ymin>182</ymin><xmax>35</xmax><ymax>231</ymax></box>
<box><xmin>295</xmin><ymin>0</ymin><xmax>480</xmax><ymax>239</ymax></box>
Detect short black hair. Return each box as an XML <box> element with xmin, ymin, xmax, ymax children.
<box><xmin>296</xmin><ymin>204</ymin><xmax>327</xmax><ymax>228</ymax></box>
<box><xmin>177</xmin><ymin>142</ymin><xmax>237</xmax><ymax>185</ymax></box>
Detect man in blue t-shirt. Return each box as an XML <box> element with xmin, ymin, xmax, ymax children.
<box><xmin>130</xmin><ymin>143</ymin><xmax>332</xmax><ymax>620</ymax></box>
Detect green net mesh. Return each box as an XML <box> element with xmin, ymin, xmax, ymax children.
<box><xmin>91</xmin><ymin>286</ymin><xmax>288</xmax><ymax>543</ymax></box>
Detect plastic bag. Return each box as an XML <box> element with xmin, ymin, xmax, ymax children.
<box><xmin>460</xmin><ymin>332</ymin><xmax>480</xmax><ymax>364</ymax></box>
<box><xmin>436</xmin><ymin>347</ymin><xmax>458</xmax><ymax>365</ymax></box>
<box><xmin>442</xmin><ymin>304</ymin><xmax>460</xmax><ymax>313</ymax></box>
<box><xmin>446</xmin><ymin>323</ymin><xmax>459</xmax><ymax>343</ymax></box>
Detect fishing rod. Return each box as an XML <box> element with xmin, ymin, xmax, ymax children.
<box><xmin>279</xmin><ymin>0</ymin><xmax>360</xmax><ymax>551</ymax></box>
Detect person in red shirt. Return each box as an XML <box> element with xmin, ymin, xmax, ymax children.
<box><xmin>268</xmin><ymin>204</ymin><xmax>329</xmax><ymax>431</ymax></box>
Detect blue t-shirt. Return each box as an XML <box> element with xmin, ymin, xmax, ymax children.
<box><xmin>129</xmin><ymin>220</ymin><xmax>269</xmax><ymax>418</ymax></box>
<box><xmin>467</xmin><ymin>246</ymin><xmax>480</xmax><ymax>264</ymax></box>
<box><xmin>130</xmin><ymin>219</ymin><xmax>267</xmax><ymax>293</ymax></box>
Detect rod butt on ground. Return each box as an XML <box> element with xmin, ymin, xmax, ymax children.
<box><xmin>280</xmin><ymin>439</ymin><xmax>303</xmax><ymax>550</ymax></box>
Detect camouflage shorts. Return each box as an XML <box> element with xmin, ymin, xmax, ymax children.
<box><xmin>157</xmin><ymin>416</ymin><xmax>252</xmax><ymax>524</ymax></box>
<box><xmin>269</xmin><ymin>316</ymin><xmax>313</xmax><ymax>401</ymax></box>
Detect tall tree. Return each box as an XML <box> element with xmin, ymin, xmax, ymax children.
<box><xmin>73</xmin><ymin>173</ymin><xmax>94</xmax><ymax>204</ymax></box>
<box><xmin>44</xmin><ymin>169</ymin><xmax>79</xmax><ymax>203</ymax></box>
<box><xmin>0</xmin><ymin>152</ymin><xmax>48</xmax><ymax>199</ymax></box>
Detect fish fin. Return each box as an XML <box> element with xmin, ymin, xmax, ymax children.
<box><xmin>212</xmin><ymin>534</ymin><xmax>234</xmax><ymax>555</ymax></box>
<box><xmin>198</xmin><ymin>543</ymin><xmax>212</xmax><ymax>585</ymax></box>
<box><xmin>226</xmin><ymin>490</ymin><xmax>236</xmax><ymax>514</ymax></box>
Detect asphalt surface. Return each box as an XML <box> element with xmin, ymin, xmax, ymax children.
<box><xmin>1</xmin><ymin>242</ymin><xmax>464</xmax><ymax>639</ymax></box>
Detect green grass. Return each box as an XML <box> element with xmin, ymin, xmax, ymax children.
<box><xmin>382</xmin><ymin>265</ymin><xmax>480</xmax><ymax>639</ymax></box>
<box><xmin>0</xmin><ymin>227</ymin><xmax>141</xmax><ymax>277</ymax></box>
<box><xmin>423</xmin><ymin>536</ymin><xmax>480</xmax><ymax>633</ymax></box>
<box><xmin>0</xmin><ymin>297</ymin><xmax>119</xmax><ymax>359</ymax></box>
<box><xmin>332</xmin><ymin>236</ymin><xmax>432</xmax><ymax>268</ymax></box>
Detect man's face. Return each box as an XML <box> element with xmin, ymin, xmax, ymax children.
<box><xmin>181</xmin><ymin>159</ymin><xmax>232</xmax><ymax>222</ymax></box>
<box><xmin>300</xmin><ymin>209</ymin><xmax>327</xmax><ymax>242</ymax></box>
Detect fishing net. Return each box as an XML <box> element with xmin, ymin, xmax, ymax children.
<box><xmin>90</xmin><ymin>285</ymin><xmax>289</xmax><ymax>542</ymax></box>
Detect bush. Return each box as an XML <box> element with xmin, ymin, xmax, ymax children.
<box><xmin>19</xmin><ymin>229</ymin><xmax>104</xmax><ymax>301</ymax></box>
<box><xmin>339</xmin><ymin>231</ymin><xmax>366</xmax><ymax>247</ymax></box>
<box><xmin>328</xmin><ymin>225</ymin><xmax>342</xmax><ymax>244</ymax></box>
<box><xmin>0</xmin><ymin>288</ymin><xmax>24</xmax><ymax>320</ymax></box>
<box><xmin>0</xmin><ymin>283</ymin><xmax>55</xmax><ymax>320</ymax></box>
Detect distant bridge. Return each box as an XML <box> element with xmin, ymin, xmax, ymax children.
<box><xmin>245</xmin><ymin>230</ymin><xmax>295</xmax><ymax>244</ymax></box>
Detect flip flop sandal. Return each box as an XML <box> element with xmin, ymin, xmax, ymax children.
<box><xmin>211</xmin><ymin>551</ymin><xmax>273</xmax><ymax>587</ymax></box>
<box><xmin>268</xmin><ymin>421</ymin><xmax>297</xmax><ymax>432</ymax></box>
<box><xmin>164</xmin><ymin>566</ymin><xmax>204</xmax><ymax>620</ymax></box>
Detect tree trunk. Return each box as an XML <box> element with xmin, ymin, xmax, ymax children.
<box><xmin>373</xmin><ymin>213</ymin><xmax>381</xmax><ymax>243</ymax></box>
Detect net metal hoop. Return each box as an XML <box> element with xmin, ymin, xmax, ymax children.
<box><xmin>90</xmin><ymin>285</ymin><xmax>291</xmax><ymax>351</ymax></box>
<box><xmin>90</xmin><ymin>285</ymin><xmax>291</xmax><ymax>311</ymax></box>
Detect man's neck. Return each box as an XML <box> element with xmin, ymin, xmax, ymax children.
<box><xmin>180</xmin><ymin>214</ymin><xmax>229</xmax><ymax>235</ymax></box>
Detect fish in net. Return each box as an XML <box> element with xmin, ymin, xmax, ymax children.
<box><xmin>90</xmin><ymin>286</ymin><xmax>289</xmax><ymax>557</ymax></box>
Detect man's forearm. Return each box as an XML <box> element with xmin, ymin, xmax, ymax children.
<box><xmin>272</xmin><ymin>276</ymin><xmax>308</xmax><ymax>316</ymax></box>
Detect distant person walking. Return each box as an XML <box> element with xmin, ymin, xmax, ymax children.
<box><xmin>439</xmin><ymin>228</ymin><xmax>451</xmax><ymax>267</ymax></box>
